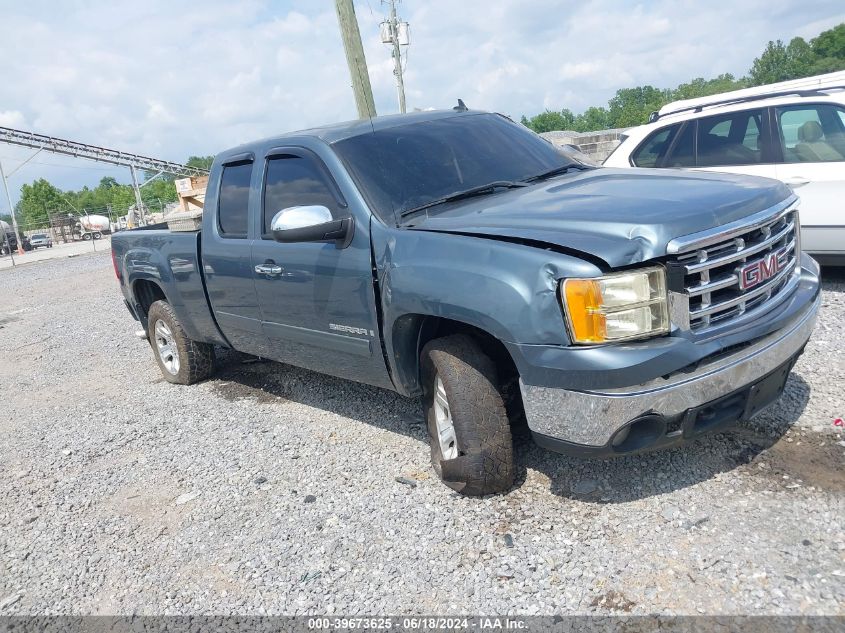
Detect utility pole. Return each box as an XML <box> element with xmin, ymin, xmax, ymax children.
<box><xmin>0</xmin><ymin>158</ymin><xmax>24</xmax><ymax>257</ymax></box>
<box><xmin>383</xmin><ymin>0</ymin><xmax>408</xmax><ymax>113</ymax></box>
<box><xmin>334</xmin><ymin>0</ymin><xmax>377</xmax><ymax>119</ymax></box>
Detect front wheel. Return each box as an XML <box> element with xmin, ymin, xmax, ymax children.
<box><xmin>147</xmin><ymin>300</ymin><xmax>215</xmax><ymax>385</ymax></box>
<box><xmin>421</xmin><ymin>334</ymin><xmax>514</xmax><ymax>496</ymax></box>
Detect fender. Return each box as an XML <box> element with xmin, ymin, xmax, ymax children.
<box><xmin>371</xmin><ymin>222</ymin><xmax>601</xmax><ymax>395</ymax></box>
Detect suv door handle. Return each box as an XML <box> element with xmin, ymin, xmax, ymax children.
<box><xmin>783</xmin><ymin>177</ymin><xmax>810</xmax><ymax>188</ymax></box>
<box><xmin>255</xmin><ymin>263</ymin><xmax>283</xmax><ymax>275</ymax></box>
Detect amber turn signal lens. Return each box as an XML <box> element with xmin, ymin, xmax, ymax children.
<box><xmin>562</xmin><ymin>279</ymin><xmax>607</xmax><ymax>343</ymax></box>
<box><xmin>561</xmin><ymin>267</ymin><xmax>669</xmax><ymax>345</ymax></box>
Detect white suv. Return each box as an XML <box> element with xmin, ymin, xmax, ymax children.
<box><xmin>604</xmin><ymin>71</ymin><xmax>845</xmax><ymax>265</ymax></box>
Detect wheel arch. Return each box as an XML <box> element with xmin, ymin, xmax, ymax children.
<box><xmin>132</xmin><ymin>278</ymin><xmax>167</xmax><ymax>328</ymax></box>
<box><xmin>390</xmin><ymin>313</ymin><xmax>519</xmax><ymax>399</ymax></box>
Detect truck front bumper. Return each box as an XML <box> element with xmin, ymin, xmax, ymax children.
<box><xmin>519</xmin><ymin>270</ymin><xmax>820</xmax><ymax>456</ymax></box>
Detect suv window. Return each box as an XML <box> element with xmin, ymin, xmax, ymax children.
<box><xmin>262</xmin><ymin>154</ymin><xmax>341</xmax><ymax>235</ymax></box>
<box><xmin>218</xmin><ymin>161</ymin><xmax>252</xmax><ymax>237</ymax></box>
<box><xmin>776</xmin><ymin>104</ymin><xmax>845</xmax><ymax>163</ymax></box>
<box><xmin>664</xmin><ymin>122</ymin><xmax>695</xmax><ymax>167</ymax></box>
<box><xmin>696</xmin><ymin>109</ymin><xmax>764</xmax><ymax>166</ymax></box>
<box><xmin>631</xmin><ymin>125</ymin><xmax>678</xmax><ymax>167</ymax></box>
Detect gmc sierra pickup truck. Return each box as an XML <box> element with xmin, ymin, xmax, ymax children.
<box><xmin>112</xmin><ymin>110</ymin><xmax>820</xmax><ymax>496</ymax></box>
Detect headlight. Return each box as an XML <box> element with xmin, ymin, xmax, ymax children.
<box><xmin>561</xmin><ymin>266</ymin><xmax>669</xmax><ymax>344</ymax></box>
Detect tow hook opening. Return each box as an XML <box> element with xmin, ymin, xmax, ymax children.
<box><xmin>610</xmin><ymin>414</ymin><xmax>666</xmax><ymax>454</ymax></box>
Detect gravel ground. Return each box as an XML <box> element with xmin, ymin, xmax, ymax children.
<box><xmin>0</xmin><ymin>253</ymin><xmax>843</xmax><ymax>615</ymax></box>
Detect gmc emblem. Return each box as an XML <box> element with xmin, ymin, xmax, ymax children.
<box><xmin>738</xmin><ymin>248</ymin><xmax>789</xmax><ymax>290</ymax></box>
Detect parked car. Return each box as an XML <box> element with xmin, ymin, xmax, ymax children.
<box><xmin>0</xmin><ymin>226</ymin><xmax>31</xmax><ymax>253</ymax></box>
<box><xmin>112</xmin><ymin>109</ymin><xmax>819</xmax><ymax>495</ymax></box>
<box><xmin>604</xmin><ymin>71</ymin><xmax>845</xmax><ymax>265</ymax></box>
<box><xmin>29</xmin><ymin>233</ymin><xmax>53</xmax><ymax>249</ymax></box>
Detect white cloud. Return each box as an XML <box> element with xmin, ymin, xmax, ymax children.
<box><xmin>0</xmin><ymin>110</ymin><xmax>28</xmax><ymax>128</ymax></box>
<box><xmin>0</xmin><ymin>0</ymin><xmax>843</xmax><ymax>203</ymax></box>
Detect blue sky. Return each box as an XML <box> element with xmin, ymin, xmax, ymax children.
<box><xmin>0</xmin><ymin>0</ymin><xmax>843</xmax><ymax>206</ymax></box>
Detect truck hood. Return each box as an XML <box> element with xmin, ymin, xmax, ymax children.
<box><xmin>407</xmin><ymin>168</ymin><xmax>794</xmax><ymax>268</ymax></box>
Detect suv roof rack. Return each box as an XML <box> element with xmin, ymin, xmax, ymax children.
<box><xmin>649</xmin><ymin>71</ymin><xmax>845</xmax><ymax>123</ymax></box>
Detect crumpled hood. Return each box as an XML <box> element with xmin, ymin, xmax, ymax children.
<box><xmin>407</xmin><ymin>168</ymin><xmax>794</xmax><ymax>268</ymax></box>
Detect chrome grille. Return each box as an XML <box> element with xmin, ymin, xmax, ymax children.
<box><xmin>667</xmin><ymin>199</ymin><xmax>801</xmax><ymax>333</ymax></box>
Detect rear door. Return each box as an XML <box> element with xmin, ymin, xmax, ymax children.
<box><xmin>772</xmin><ymin>102</ymin><xmax>845</xmax><ymax>258</ymax></box>
<box><xmin>200</xmin><ymin>155</ymin><xmax>267</xmax><ymax>356</ymax></box>
<box><xmin>659</xmin><ymin>108</ymin><xmax>780</xmax><ymax>181</ymax></box>
<box><xmin>250</xmin><ymin>146</ymin><xmax>392</xmax><ymax>388</ymax></box>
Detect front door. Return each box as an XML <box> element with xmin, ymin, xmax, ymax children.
<box><xmin>250</xmin><ymin>147</ymin><xmax>392</xmax><ymax>389</ymax></box>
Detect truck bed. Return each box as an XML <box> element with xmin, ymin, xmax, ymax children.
<box><xmin>111</xmin><ymin>228</ymin><xmax>228</xmax><ymax>347</ymax></box>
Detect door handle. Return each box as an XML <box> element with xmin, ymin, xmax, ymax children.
<box><xmin>783</xmin><ymin>177</ymin><xmax>810</xmax><ymax>188</ymax></box>
<box><xmin>254</xmin><ymin>263</ymin><xmax>283</xmax><ymax>275</ymax></box>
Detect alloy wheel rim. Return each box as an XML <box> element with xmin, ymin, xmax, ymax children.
<box><xmin>154</xmin><ymin>320</ymin><xmax>180</xmax><ymax>375</ymax></box>
<box><xmin>433</xmin><ymin>375</ymin><xmax>458</xmax><ymax>460</ymax></box>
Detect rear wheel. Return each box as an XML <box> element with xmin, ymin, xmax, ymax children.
<box><xmin>421</xmin><ymin>334</ymin><xmax>514</xmax><ymax>496</ymax></box>
<box><xmin>93</xmin><ymin>231</ymin><xmax>102</xmax><ymax>240</ymax></box>
<box><xmin>147</xmin><ymin>300</ymin><xmax>215</xmax><ymax>385</ymax></box>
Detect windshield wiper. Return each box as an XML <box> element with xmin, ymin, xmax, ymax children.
<box><xmin>520</xmin><ymin>163</ymin><xmax>587</xmax><ymax>183</ymax></box>
<box><xmin>399</xmin><ymin>181</ymin><xmax>527</xmax><ymax>219</ymax></box>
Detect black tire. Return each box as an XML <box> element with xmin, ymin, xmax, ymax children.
<box><xmin>421</xmin><ymin>334</ymin><xmax>514</xmax><ymax>496</ymax></box>
<box><xmin>147</xmin><ymin>300</ymin><xmax>215</xmax><ymax>385</ymax></box>
<box><xmin>82</xmin><ymin>233</ymin><xmax>92</xmax><ymax>241</ymax></box>
<box><xmin>93</xmin><ymin>231</ymin><xmax>102</xmax><ymax>240</ymax></box>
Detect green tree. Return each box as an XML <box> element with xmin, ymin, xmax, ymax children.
<box><xmin>809</xmin><ymin>23</ymin><xmax>845</xmax><ymax>74</ymax></box>
<box><xmin>185</xmin><ymin>155</ymin><xmax>214</xmax><ymax>171</ymax></box>
<box><xmin>748</xmin><ymin>37</ymin><xmax>818</xmax><ymax>85</ymax></box>
<box><xmin>811</xmin><ymin>23</ymin><xmax>845</xmax><ymax>60</ymax></box>
<box><xmin>606</xmin><ymin>85</ymin><xmax>671</xmax><ymax>128</ymax></box>
<box><xmin>521</xmin><ymin>109</ymin><xmax>577</xmax><ymax>133</ymax></box>
<box><xmin>574</xmin><ymin>106</ymin><xmax>611</xmax><ymax>132</ymax></box>
<box><xmin>18</xmin><ymin>178</ymin><xmax>65</xmax><ymax>227</ymax></box>
<box><xmin>672</xmin><ymin>74</ymin><xmax>747</xmax><ymax>100</ymax></box>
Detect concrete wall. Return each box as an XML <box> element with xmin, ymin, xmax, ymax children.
<box><xmin>539</xmin><ymin>128</ymin><xmax>628</xmax><ymax>163</ymax></box>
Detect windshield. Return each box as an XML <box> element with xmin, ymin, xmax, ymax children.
<box><xmin>332</xmin><ymin>113</ymin><xmax>582</xmax><ymax>224</ymax></box>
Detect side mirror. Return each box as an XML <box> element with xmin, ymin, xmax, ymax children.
<box><xmin>270</xmin><ymin>205</ymin><xmax>354</xmax><ymax>248</ymax></box>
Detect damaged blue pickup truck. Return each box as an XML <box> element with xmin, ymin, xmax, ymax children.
<box><xmin>112</xmin><ymin>110</ymin><xmax>820</xmax><ymax>495</ymax></box>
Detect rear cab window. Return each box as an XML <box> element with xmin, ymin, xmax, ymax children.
<box><xmin>217</xmin><ymin>161</ymin><xmax>253</xmax><ymax>238</ymax></box>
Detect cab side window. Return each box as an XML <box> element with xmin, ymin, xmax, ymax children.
<box><xmin>262</xmin><ymin>154</ymin><xmax>342</xmax><ymax>236</ymax></box>
<box><xmin>217</xmin><ymin>161</ymin><xmax>253</xmax><ymax>238</ymax></box>
<box><xmin>777</xmin><ymin>104</ymin><xmax>845</xmax><ymax>163</ymax></box>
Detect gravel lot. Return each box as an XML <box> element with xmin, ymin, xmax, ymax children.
<box><xmin>0</xmin><ymin>252</ymin><xmax>843</xmax><ymax>615</ymax></box>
